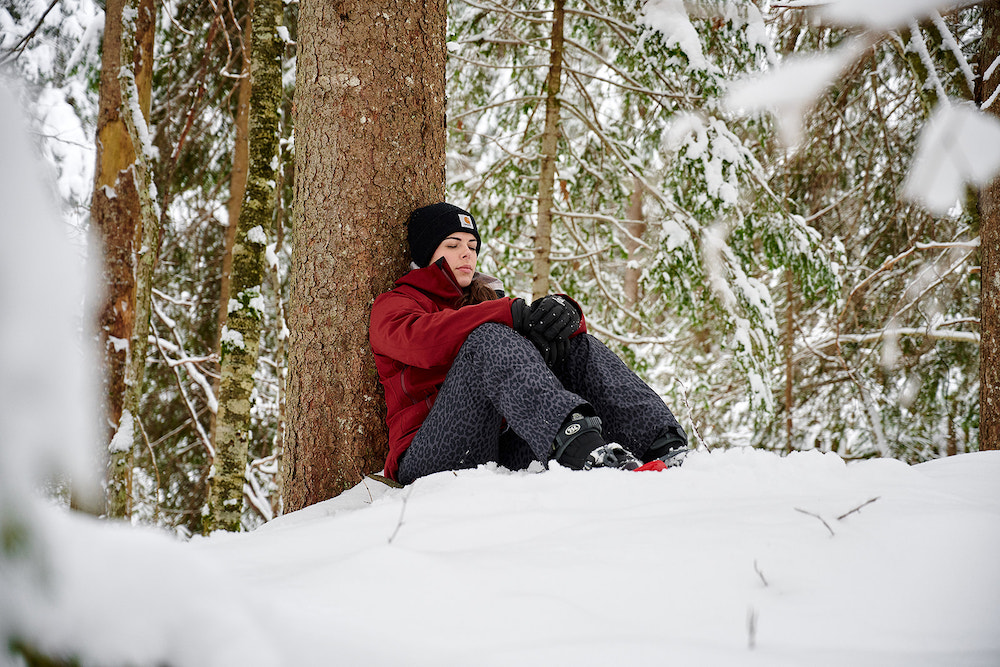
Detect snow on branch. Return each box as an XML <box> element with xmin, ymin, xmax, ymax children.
<box><xmin>638</xmin><ymin>0</ymin><xmax>709</xmax><ymax>71</ymax></box>
<box><xmin>725</xmin><ymin>0</ymin><xmax>1000</xmax><ymax>217</ymax></box>
<box><xmin>153</xmin><ymin>300</ymin><xmax>219</xmax><ymax>413</ymax></box>
<box><xmin>819</xmin><ymin>326</ymin><xmax>979</xmax><ymax>348</ymax></box>
<box><xmin>930</xmin><ymin>11</ymin><xmax>975</xmax><ymax>96</ymax></box>
<box><xmin>902</xmin><ymin>103</ymin><xmax>1000</xmax><ymax>215</ymax></box>
<box><xmin>725</xmin><ymin>37</ymin><xmax>867</xmax><ymax>146</ymax></box>
<box><xmin>792</xmin><ymin>0</ymin><xmax>974</xmax><ymax>31</ymax></box>
<box><xmin>906</xmin><ymin>21</ymin><xmax>948</xmax><ymax>106</ymax></box>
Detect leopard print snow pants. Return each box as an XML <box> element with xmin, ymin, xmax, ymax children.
<box><xmin>397</xmin><ymin>322</ymin><xmax>683</xmax><ymax>484</ymax></box>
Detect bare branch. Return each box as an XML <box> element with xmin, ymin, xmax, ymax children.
<box><xmin>151</xmin><ymin>319</ymin><xmax>216</xmax><ymax>459</ymax></box>
<box><xmin>450</xmin><ymin>95</ymin><xmax>548</xmax><ymax>123</ymax></box>
<box><xmin>674</xmin><ymin>377</ymin><xmax>708</xmax><ymax>451</ymax></box>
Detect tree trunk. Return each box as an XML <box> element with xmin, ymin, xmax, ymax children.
<box><xmin>93</xmin><ymin>0</ymin><xmax>154</xmax><ymax>519</ymax></box>
<box><xmin>269</xmin><ymin>134</ymin><xmax>290</xmax><ymax>512</ymax></box>
<box><xmin>980</xmin><ymin>0</ymin><xmax>1000</xmax><ymax>451</ymax></box>
<box><xmin>206</xmin><ymin>0</ymin><xmax>282</xmax><ymax>532</ymax></box>
<box><xmin>532</xmin><ymin>0</ymin><xmax>566</xmax><ymax>301</ymax></box>
<box><xmin>285</xmin><ymin>0</ymin><xmax>447</xmax><ymax>510</ymax></box>
<box><xmin>211</xmin><ymin>11</ymin><xmax>253</xmax><ymax>446</ymax></box>
<box><xmin>115</xmin><ymin>0</ymin><xmax>160</xmax><ymax>521</ymax></box>
<box><xmin>624</xmin><ymin>177</ymin><xmax>646</xmax><ymax>308</ymax></box>
<box><xmin>784</xmin><ymin>269</ymin><xmax>795</xmax><ymax>453</ymax></box>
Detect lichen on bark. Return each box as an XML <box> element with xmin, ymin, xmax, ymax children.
<box><xmin>206</xmin><ymin>0</ymin><xmax>284</xmax><ymax>532</ymax></box>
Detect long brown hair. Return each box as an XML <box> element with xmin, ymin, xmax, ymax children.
<box><xmin>457</xmin><ymin>276</ymin><xmax>500</xmax><ymax>307</ymax></box>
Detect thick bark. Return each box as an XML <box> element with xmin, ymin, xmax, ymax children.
<box><xmin>981</xmin><ymin>0</ymin><xmax>1000</xmax><ymax>451</ymax></box>
<box><xmin>532</xmin><ymin>0</ymin><xmax>566</xmax><ymax>301</ymax></box>
<box><xmin>207</xmin><ymin>0</ymin><xmax>282</xmax><ymax>532</ymax></box>
<box><xmin>285</xmin><ymin>0</ymin><xmax>447</xmax><ymax>510</ymax></box>
<box><xmin>93</xmin><ymin>0</ymin><xmax>153</xmax><ymax>518</ymax></box>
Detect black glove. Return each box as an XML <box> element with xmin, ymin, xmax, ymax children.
<box><xmin>528</xmin><ymin>295</ymin><xmax>580</xmax><ymax>343</ymax></box>
<box><xmin>512</xmin><ymin>297</ymin><xmax>568</xmax><ymax>368</ymax></box>
<box><xmin>535</xmin><ymin>335</ymin><xmax>569</xmax><ymax>368</ymax></box>
<box><xmin>511</xmin><ymin>298</ymin><xmax>531</xmax><ymax>334</ymax></box>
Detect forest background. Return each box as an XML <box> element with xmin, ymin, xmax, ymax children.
<box><xmin>0</xmin><ymin>0</ymin><xmax>996</xmax><ymax>534</ymax></box>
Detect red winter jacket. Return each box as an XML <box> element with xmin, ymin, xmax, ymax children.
<box><xmin>369</xmin><ymin>258</ymin><xmax>585</xmax><ymax>481</ymax></box>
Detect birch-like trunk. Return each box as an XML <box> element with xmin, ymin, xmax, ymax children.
<box><xmin>206</xmin><ymin>0</ymin><xmax>282</xmax><ymax>532</ymax></box>
<box><xmin>96</xmin><ymin>0</ymin><xmax>154</xmax><ymax>519</ymax></box>
<box><xmin>532</xmin><ymin>0</ymin><xmax>566</xmax><ymax>301</ymax></box>
<box><xmin>285</xmin><ymin>0</ymin><xmax>447</xmax><ymax>510</ymax></box>
<box><xmin>980</xmin><ymin>0</ymin><xmax>1000</xmax><ymax>450</ymax></box>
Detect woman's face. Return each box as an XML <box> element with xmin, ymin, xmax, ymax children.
<box><xmin>430</xmin><ymin>231</ymin><xmax>478</xmax><ymax>288</ymax></box>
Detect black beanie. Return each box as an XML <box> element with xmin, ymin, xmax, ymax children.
<box><xmin>407</xmin><ymin>202</ymin><xmax>481</xmax><ymax>268</ymax></box>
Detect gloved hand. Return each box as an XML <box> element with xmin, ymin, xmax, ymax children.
<box><xmin>511</xmin><ymin>298</ymin><xmax>531</xmax><ymax>334</ymax></box>
<box><xmin>535</xmin><ymin>335</ymin><xmax>569</xmax><ymax>368</ymax></box>
<box><xmin>511</xmin><ymin>297</ymin><xmax>570</xmax><ymax>368</ymax></box>
<box><xmin>528</xmin><ymin>295</ymin><xmax>580</xmax><ymax>343</ymax></box>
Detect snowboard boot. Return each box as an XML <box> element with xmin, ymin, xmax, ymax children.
<box><xmin>551</xmin><ymin>410</ymin><xmax>641</xmax><ymax>471</ymax></box>
<box><xmin>583</xmin><ymin>442</ymin><xmax>642</xmax><ymax>471</ymax></box>
<box><xmin>642</xmin><ymin>426</ymin><xmax>690</xmax><ymax>468</ymax></box>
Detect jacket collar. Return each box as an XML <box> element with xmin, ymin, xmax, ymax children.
<box><xmin>396</xmin><ymin>258</ymin><xmax>463</xmax><ymax>301</ymax></box>
<box><xmin>396</xmin><ymin>258</ymin><xmax>505</xmax><ymax>301</ymax></box>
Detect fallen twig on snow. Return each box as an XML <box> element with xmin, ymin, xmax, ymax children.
<box><xmin>837</xmin><ymin>496</ymin><xmax>881</xmax><ymax>521</ymax></box>
<box><xmin>747</xmin><ymin>606</ymin><xmax>758</xmax><ymax>650</ymax></box>
<box><xmin>754</xmin><ymin>559</ymin><xmax>769</xmax><ymax>587</ymax></box>
<box><xmin>387</xmin><ymin>488</ymin><xmax>412</xmax><ymax>545</ymax></box>
<box><xmin>795</xmin><ymin>507</ymin><xmax>835</xmax><ymax>537</ymax></box>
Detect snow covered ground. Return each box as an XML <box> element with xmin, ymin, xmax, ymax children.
<box><xmin>6</xmin><ymin>448</ymin><xmax>1000</xmax><ymax>666</ymax></box>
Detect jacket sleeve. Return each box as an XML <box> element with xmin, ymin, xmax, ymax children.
<box><xmin>370</xmin><ymin>292</ymin><xmax>517</xmax><ymax>369</ymax></box>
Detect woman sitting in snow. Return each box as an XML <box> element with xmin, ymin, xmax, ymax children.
<box><xmin>369</xmin><ymin>202</ymin><xmax>689</xmax><ymax>484</ymax></box>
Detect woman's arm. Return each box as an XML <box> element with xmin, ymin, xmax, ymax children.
<box><xmin>370</xmin><ymin>292</ymin><xmax>516</xmax><ymax>368</ymax></box>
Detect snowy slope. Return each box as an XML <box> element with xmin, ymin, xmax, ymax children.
<box><xmin>9</xmin><ymin>448</ymin><xmax>997</xmax><ymax>667</ymax></box>
<box><xmin>194</xmin><ymin>449</ymin><xmax>1000</xmax><ymax>667</ymax></box>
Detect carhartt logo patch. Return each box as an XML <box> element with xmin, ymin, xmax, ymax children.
<box><xmin>459</xmin><ymin>214</ymin><xmax>475</xmax><ymax>230</ymax></box>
